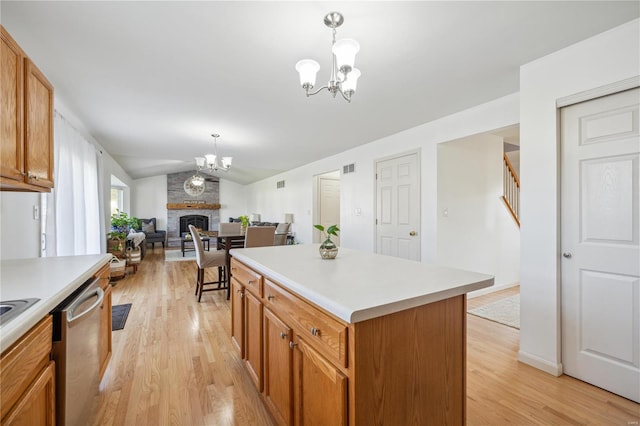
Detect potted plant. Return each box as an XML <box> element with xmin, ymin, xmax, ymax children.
<box><xmin>238</xmin><ymin>215</ymin><xmax>249</xmax><ymax>234</ymax></box>
<box><xmin>314</xmin><ymin>224</ymin><xmax>340</xmax><ymax>259</ymax></box>
<box><xmin>108</xmin><ymin>211</ymin><xmax>140</xmax><ymax>256</ymax></box>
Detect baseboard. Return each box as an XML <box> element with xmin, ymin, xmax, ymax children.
<box><xmin>518</xmin><ymin>350</ymin><xmax>563</xmax><ymax>377</ymax></box>
<box><xmin>467</xmin><ymin>281</ymin><xmax>519</xmax><ymax>299</ymax></box>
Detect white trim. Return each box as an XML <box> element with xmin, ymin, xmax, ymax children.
<box><xmin>556</xmin><ymin>76</ymin><xmax>640</xmax><ymax>108</ymax></box>
<box><xmin>518</xmin><ymin>350</ymin><xmax>563</xmax><ymax>377</ymax></box>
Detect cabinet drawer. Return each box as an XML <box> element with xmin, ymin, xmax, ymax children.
<box><xmin>0</xmin><ymin>316</ymin><xmax>52</xmax><ymax>420</ymax></box>
<box><xmin>231</xmin><ymin>258</ymin><xmax>262</xmax><ymax>297</ymax></box>
<box><xmin>264</xmin><ymin>279</ymin><xmax>347</xmax><ymax>367</ymax></box>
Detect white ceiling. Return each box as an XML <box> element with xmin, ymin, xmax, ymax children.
<box><xmin>2</xmin><ymin>2</ymin><xmax>638</xmax><ymax>184</ymax></box>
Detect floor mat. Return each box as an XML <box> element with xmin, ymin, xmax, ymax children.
<box><xmin>112</xmin><ymin>303</ymin><xmax>132</xmax><ymax>331</ymax></box>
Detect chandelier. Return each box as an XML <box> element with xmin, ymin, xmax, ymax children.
<box><xmin>295</xmin><ymin>12</ymin><xmax>361</xmax><ymax>103</ymax></box>
<box><xmin>195</xmin><ymin>133</ymin><xmax>232</xmax><ymax>177</ymax></box>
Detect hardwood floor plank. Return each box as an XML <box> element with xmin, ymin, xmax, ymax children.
<box><xmin>95</xmin><ymin>249</ymin><xmax>639</xmax><ymax>425</ymax></box>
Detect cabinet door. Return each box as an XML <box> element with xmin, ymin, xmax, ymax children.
<box><xmin>2</xmin><ymin>361</ymin><xmax>55</xmax><ymax>426</ymax></box>
<box><xmin>244</xmin><ymin>290</ymin><xmax>263</xmax><ymax>391</ymax></box>
<box><xmin>99</xmin><ymin>283</ymin><xmax>112</xmax><ymax>379</ymax></box>
<box><xmin>0</xmin><ymin>26</ymin><xmax>24</xmax><ymax>182</ymax></box>
<box><xmin>24</xmin><ymin>58</ymin><xmax>53</xmax><ymax>189</ymax></box>
<box><xmin>264</xmin><ymin>308</ymin><xmax>293</xmax><ymax>426</ymax></box>
<box><xmin>231</xmin><ymin>280</ymin><xmax>245</xmax><ymax>357</ymax></box>
<box><xmin>293</xmin><ymin>337</ymin><xmax>347</xmax><ymax>426</ymax></box>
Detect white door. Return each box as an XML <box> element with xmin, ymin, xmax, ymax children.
<box><xmin>319</xmin><ymin>174</ymin><xmax>340</xmax><ymax>246</ymax></box>
<box><xmin>375</xmin><ymin>152</ymin><xmax>420</xmax><ymax>260</ymax></box>
<box><xmin>561</xmin><ymin>87</ymin><xmax>639</xmax><ymax>403</ymax></box>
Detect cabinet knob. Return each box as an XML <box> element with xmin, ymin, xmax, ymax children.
<box><xmin>267</xmin><ymin>294</ymin><xmax>275</xmax><ymax>301</ymax></box>
<box><xmin>247</xmin><ymin>279</ymin><xmax>255</xmax><ymax>286</ymax></box>
<box><xmin>562</xmin><ymin>252</ymin><xmax>572</xmax><ymax>259</ymax></box>
<box><xmin>280</xmin><ymin>332</ymin><xmax>288</xmax><ymax>339</ymax></box>
<box><xmin>311</xmin><ymin>327</ymin><xmax>320</xmax><ymax>336</ymax></box>
<box><xmin>289</xmin><ymin>341</ymin><xmax>297</xmax><ymax>349</ymax></box>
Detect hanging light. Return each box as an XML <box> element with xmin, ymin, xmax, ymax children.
<box><xmin>195</xmin><ymin>133</ymin><xmax>232</xmax><ymax>173</ymax></box>
<box><xmin>295</xmin><ymin>11</ymin><xmax>361</xmax><ymax>103</ymax></box>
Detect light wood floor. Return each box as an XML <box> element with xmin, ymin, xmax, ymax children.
<box><xmin>95</xmin><ymin>248</ymin><xmax>640</xmax><ymax>425</ymax></box>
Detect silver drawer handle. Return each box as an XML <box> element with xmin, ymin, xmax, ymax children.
<box><xmin>280</xmin><ymin>332</ymin><xmax>288</xmax><ymax>339</ymax></box>
<box><xmin>289</xmin><ymin>341</ymin><xmax>297</xmax><ymax>349</ymax></box>
<box><xmin>311</xmin><ymin>327</ymin><xmax>320</xmax><ymax>336</ymax></box>
<box><xmin>267</xmin><ymin>294</ymin><xmax>275</xmax><ymax>301</ymax></box>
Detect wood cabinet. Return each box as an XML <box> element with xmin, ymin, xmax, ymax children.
<box><xmin>1</xmin><ymin>25</ymin><xmax>54</xmax><ymax>192</ymax></box>
<box><xmin>230</xmin><ymin>257</ymin><xmax>467</xmax><ymax>425</ymax></box>
<box><xmin>293</xmin><ymin>336</ymin><xmax>347</xmax><ymax>426</ymax></box>
<box><xmin>97</xmin><ymin>263</ymin><xmax>112</xmax><ymax>379</ymax></box>
<box><xmin>0</xmin><ymin>316</ymin><xmax>55</xmax><ymax>425</ymax></box>
<box><xmin>263</xmin><ymin>308</ymin><xmax>292</xmax><ymax>425</ymax></box>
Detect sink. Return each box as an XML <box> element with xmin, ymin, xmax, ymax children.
<box><xmin>0</xmin><ymin>298</ymin><xmax>40</xmax><ymax>326</ymax></box>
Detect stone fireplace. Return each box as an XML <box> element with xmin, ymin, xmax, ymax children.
<box><xmin>166</xmin><ymin>171</ymin><xmax>220</xmax><ymax>247</ymax></box>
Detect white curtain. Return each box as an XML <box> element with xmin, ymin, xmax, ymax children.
<box><xmin>46</xmin><ymin>112</ymin><xmax>102</xmax><ymax>256</ymax></box>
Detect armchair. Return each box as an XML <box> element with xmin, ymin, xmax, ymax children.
<box><xmin>139</xmin><ymin>218</ymin><xmax>166</xmax><ymax>248</ymax></box>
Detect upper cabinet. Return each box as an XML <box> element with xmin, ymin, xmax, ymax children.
<box><xmin>1</xmin><ymin>26</ymin><xmax>54</xmax><ymax>192</ymax></box>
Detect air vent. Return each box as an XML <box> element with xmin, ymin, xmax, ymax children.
<box><xmin>276</xmin><ymin>180</ymin><xmax>285</xmax><ymax>189</ymax></box>
<box><xmin>343</xmin><ymin>163</ymin><xmax>355</xmax><ymax>174</ymax></box>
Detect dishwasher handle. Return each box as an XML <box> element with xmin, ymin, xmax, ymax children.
<box><xmin>67</xmin><ymin>285</ymin><xmax>104</xmax><ymax>325</ymax></box>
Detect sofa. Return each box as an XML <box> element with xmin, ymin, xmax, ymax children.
<box><xmin>139</xmin><ymin>218</ymin><xmax>166</xmax><ymax>248</ymax></box>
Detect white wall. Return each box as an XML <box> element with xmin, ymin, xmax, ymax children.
<box><xmin>0</xmin><ymin>192</ymin><xmax>41</xmax><ymax>259</ymax></box>
<box><xmin>519</xmin><ymin>18</ymin><xmax>640</xmax><ymax>375</ymax></box>
<box><xmin>219</xmin><ymin>178</ymin><xmax>248</xmax><ymax>222</ymax></box>
<box><xmin>437</xmin><ymin>134</ymin><xmax>520</xmax><ymax>291</ymax></box>
<box><xmin>131</xmin><ymin>175</ymin><xmax>167</xmax><ymax>230</ymax></box>
<box><xmin>245</xmin><ymin>93</ymin><xmax>520</xmax><ymax>253</ymax></box>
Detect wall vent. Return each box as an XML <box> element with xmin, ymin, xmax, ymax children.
<box><xmin>343</xmin><ymin>163</ymin><xmax>356</xmax><ymax>174</ymax></box>
<box><xmin>276</xmin><ymin>180</ymin><xmax>285</xmax><ymax>189</ymax></box>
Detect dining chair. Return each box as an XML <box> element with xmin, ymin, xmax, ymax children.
<box><xmin>219</xmin><ymin>222</ymin><xmax>242</xmax><ymax>234</ymax></box>
<box><xmin>189</xmin><ymin>225</ymin><xmax>227</xmax><ymax>302</ymax></box>
<box><xmin>244</xmin><ymin>226</ymin><xmax>276</xmax><ymax>248</ymax></box>
<box><xmin>273</xmin><ymin>223</ymin><xmax>290</xmax><ymax>246</ymax></box>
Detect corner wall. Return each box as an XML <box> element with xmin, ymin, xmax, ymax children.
<box><xmin>437</xmin><ymin>134</ymin><xmax>520</xmax><ymax>291</ymax></box>
<box><xmin>519</xmin><ymin>18</ymin><xmax>640</xmax><ymax>374</ymax></box>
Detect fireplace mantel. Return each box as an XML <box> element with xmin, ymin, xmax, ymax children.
<box><xmin>167</xmin><ymin>203</ymin><xmax>221</xmax><ymax>210</ymax></box>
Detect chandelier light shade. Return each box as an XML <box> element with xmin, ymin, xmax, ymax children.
<box><xmin>195</xmin><ymin>133</ymin><xmax>232</xmax><ymax>174</ymax></box>
<box><xmin>295</xmin><ymin>11</ymin><xmax>361</xmax><ymax>103</ymax></box>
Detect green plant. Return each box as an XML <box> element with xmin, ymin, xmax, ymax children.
<box><xmin>108</xmin><ymin>210</ymin><xmax>140</xmax><ymax>239</ymax></box>
<box><xmin>314</xmin><ymin>224</ymin><xmax>340</xmax><ymax>241</ymax></box>
<box><xmin>238</xmin><ymin>215</ymin><xmax>249</xmax><ymax>228</ymax></box>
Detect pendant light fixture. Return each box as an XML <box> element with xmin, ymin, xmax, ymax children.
<box><xmin>195</xmin><ymin>133</ymin><xmax>232</xmax><ymax>174</ymax></box>
<box><xmin>295</xmin><ymin>11</ymin><xmax>361</xmax><ymax>103</ymax></box>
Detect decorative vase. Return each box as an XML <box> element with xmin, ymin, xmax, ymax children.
<box><xmin>319</xmin><ymin>238</ymin><xmax>338</xmax><ymax>259</ymax></box>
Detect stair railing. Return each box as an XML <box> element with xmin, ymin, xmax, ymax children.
<box><xmin>502</xmin><ymin>153</ymin><xmax>520</xmax><ymax>227</ymax></box>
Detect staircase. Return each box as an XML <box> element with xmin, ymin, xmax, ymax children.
<box><xmin>502</xmin><ymin>150</ymin><xmax>520</xmax><ymax>227</ymax></box>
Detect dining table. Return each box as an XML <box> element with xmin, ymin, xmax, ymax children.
<box><xmin>216</xmin><ymin>232</ymin><xmax>246</xmax><ymax>299</ymax></box>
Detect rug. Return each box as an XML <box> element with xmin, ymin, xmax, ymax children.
<box><xmin>165</xmin><ymin>249</ymin><xmax>196</xmax><ymax>262</ymax></box>
<box><xmin>468</xmin><ymin>294</ymin><xmax>520</xmax><ymax>329</ymax></box>
<box><xmin>112</xmin><ymin>303</ymin><xmax>132</xmax><ymax>331</ymax></box>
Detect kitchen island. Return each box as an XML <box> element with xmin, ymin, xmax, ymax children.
<box><xmin>229</xmin><ymin>244</ymin><xmax>493</xmax><ymax>425</ymax></box>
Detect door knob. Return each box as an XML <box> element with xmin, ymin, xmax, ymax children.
<box><xmin>562</xmin><ymin>252</ymin><xmax>572</xmax><ymax>258</ymax></box>
<box><xmin>409</xmin><ymin>231</ymin><xmax>417</xmax><ymax>236</ymax></box>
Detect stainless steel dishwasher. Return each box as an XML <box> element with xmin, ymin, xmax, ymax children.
<box><xmin>51</xmin><ymin>277</ymin><xmax>104</xmax><ymax>426</ymax></box>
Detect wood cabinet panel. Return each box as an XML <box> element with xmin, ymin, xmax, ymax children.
<box><xmin>2</xmin><ymin>361</ymin><xmax>55</xmax><ymax>426</ymax></box>
<box><xmin>24</xmin><ymin>58</ymin><xmax>53</xmax><ymax>189</ymax></box>
<box><xmin>244</xmin><ymin>291</ymin><xmax>263</xmax><ymax>391</ymax></box>
<box><xmin>99</xmin><ymin>284</ymin><xmax>112</xmax><ymax>379</ymax></box>
<box><xmin>293</xmin><ymin>337</ymin><xmax>347</xmax><ymax>426</ymax></box>
<box><xmin>265</xmin><ymin>279</ymin><xmax>347</xmax><ymax>367</ymax></box>
<box><xmin>351</xmin><ymin>296</ymin><xmax>466</xmax><ymax>425</ymax></box>
<box><xmin>0</xmin><ymin>26</ymin><xmax>24</xmax><ymax>182</ymax></box>
<box><xmin>231</xmin><ymin>259</ymin><xmax>263</xmax><ymax>298</ymax></box>
<box><xmin>0</xmin><ymin>316</ymin><xmax>52</xmax><ymax>420</ymax></box>
<box><xmin>231</xmin><ymin>279</ymin><xmax>245</xmax><ymax>357</ymax></box>
<box><xmin>263</xmin><ymin>308</ymin><xmax>293</xmax><ymax>426</ymax></box>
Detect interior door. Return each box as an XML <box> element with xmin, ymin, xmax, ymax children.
<box><xmin>375</xmin><ymin>152</ymin><xmax>420</xmax><ymax>260</ymax></box>
<box><xmin>319</xmin><ymin>173</ymin><xmax>340</xmax><ymax>246</ymax></box>
<box><xmin>561</xmin><ymin>87</ymin><xmax>639</xmax><ymax>403</ymax></box>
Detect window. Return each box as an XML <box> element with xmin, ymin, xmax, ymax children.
<box><xmin>111</xmin><ymin>187</ymin><xmax>124</xmax><ymax>215</ymax></box>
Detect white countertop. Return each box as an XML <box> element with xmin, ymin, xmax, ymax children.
<box><xmin>0</xmin><ymin>254</ymin><xmax>111</xmax><ymax>352</ymax></box>
<box><xmin>230</xmin><ymin>244</ymin><xmax>494</xmax><ymax>323</ymax></box>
